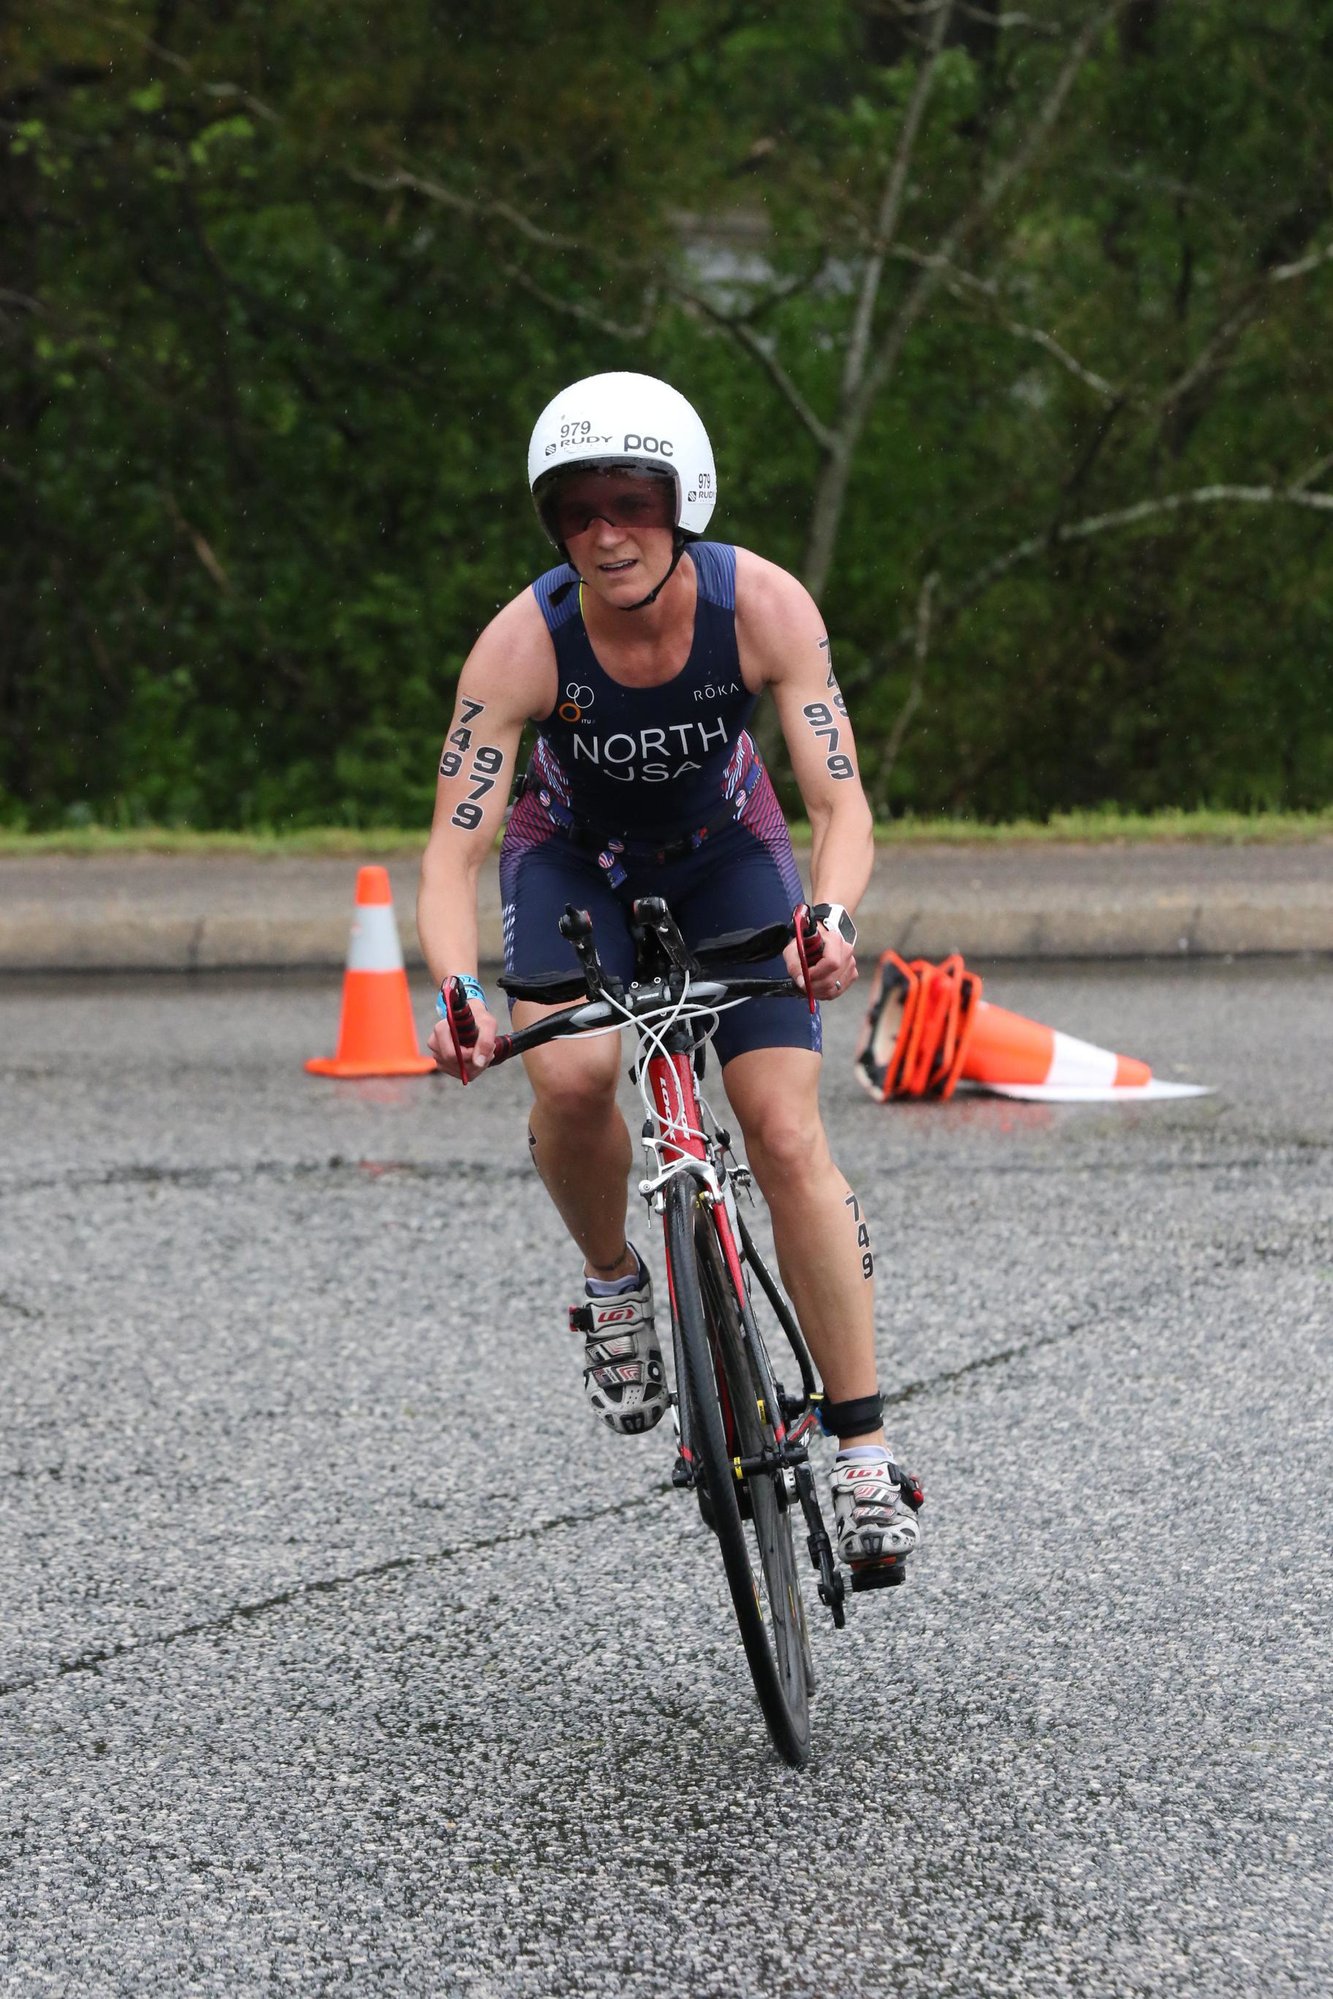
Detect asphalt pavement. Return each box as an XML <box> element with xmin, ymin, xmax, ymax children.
<box><xmin>2</xmin><ymin>837</ymin><xmax>1331</xmax><ymax>970</ymax></box>
<box><xmin>1</xmin><ymin>961</ymin><xmax>1330</xmax><ymax>1996</ymax></box>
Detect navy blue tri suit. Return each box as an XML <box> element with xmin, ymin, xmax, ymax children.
<box><xmin>499</xmin><ymin>540</ymin><xmax>821</xmax><ymax>1065</ymax></box>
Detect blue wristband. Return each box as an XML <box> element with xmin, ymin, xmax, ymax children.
<box><xmin>436</xmin><ymin>974</ymin><xmax>485</xmax><ymax>1018</ymax></box>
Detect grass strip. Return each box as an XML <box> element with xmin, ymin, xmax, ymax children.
<box><xmin>1</xmin><ymin>806</ymin><xmax>1330</xmax><ymax>857</ymax></box>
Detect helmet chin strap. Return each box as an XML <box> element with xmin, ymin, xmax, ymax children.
<box><xmin>620</xmin><ymin>533</ymin><xmax>686</xmax><ymax>612</ymax></box>
<box><xmin>549</xmin><ymin>531</ymin><xmax>689</xmax><ymax>611</ymax></box>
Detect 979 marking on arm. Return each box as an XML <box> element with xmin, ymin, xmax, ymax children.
<box><xmin>450</xmin><ymin>744</ymin><xmax>503</xmax><ymax>830</ymax></box>
<box><xmin>803</xmin><ymin>700</ymin><xmax>854</xmax><ymax>782</ymax></box>
<box><xmin>844</xmin><ymin>1190</ymin><xmax>874</xmax><ymax>1279</ymax></box>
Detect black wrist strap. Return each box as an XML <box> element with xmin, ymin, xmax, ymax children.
<box><xmin>817</xmin><ymin>1391</ymin><xmax>884</xmax><ymax>1439</ymax></box>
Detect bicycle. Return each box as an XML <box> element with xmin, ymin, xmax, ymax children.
<box><xmin>443</xmin><ymin>896</ymin><xmax>923</xmax><ymax>1768</ymax></box>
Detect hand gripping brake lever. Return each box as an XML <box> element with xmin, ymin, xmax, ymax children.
<box><xmin>444</xmin><ymin>975</ymin><xmax>479</xmax><ymax>1085</ymax></box>
<box><xmin>792</xmin><ymin>901</ymin><xmax>825</xmax><ymax>1014</ymax></box>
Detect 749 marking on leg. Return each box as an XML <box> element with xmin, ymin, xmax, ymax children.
<box><xmin>844</xmin><ymin>1191</ymin><xmax>874</xmax><ymax>1279</ymax></box>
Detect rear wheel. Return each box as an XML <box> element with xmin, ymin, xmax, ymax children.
<box><xmin>666</xmin><ymin>1176</ymin><xmax>812</xmax><ymax>1767</ymax></box>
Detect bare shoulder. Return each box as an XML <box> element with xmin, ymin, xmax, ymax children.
<box><xmin>462</xmin><ymin>584</ymin><xmax>558</xmax><ymax>724</ymax></box>
<box><xmin>733</xmin><ymin>545</ymin><xmax>825</xmax><ymax>685</ymax></box>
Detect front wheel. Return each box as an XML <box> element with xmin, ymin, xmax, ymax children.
<box><xmin>666</xmin><ymin>1176</ymin><xmax>812</xmax><ymax>1767</ymax></box>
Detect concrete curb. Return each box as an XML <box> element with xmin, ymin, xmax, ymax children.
<box><xmin>2</xmin><ymin>843</ymin><xmax>1331</xmax><ymax>973</ymax></box>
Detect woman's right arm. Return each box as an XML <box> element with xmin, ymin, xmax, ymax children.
<box><xmin>418</xmin><ymin>594</ymin><xmax>554</xmax><ymax>1074</ymax></box>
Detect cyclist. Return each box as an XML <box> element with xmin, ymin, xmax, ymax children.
<box><xmin>418</xmin><ymin>371</ymin><xmax>920</xmax><ymax>1580</ymax></box>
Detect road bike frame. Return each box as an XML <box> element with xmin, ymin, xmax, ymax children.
<box><xmin>445</xmin><ymin>895</ymin><xmax>855</xmax><ymax>1764</ymax></box>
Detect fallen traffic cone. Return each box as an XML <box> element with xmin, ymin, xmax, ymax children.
<box><xmin>855</xmin><ymin>951</ymin><xmax>1209</xmax><ymax>1103</ymax></box>
<box><xmin>305</xmin><ymin>866</ymin><xmax>437</xmax><ymax>1078</ymax></box>
<box><xmin>961</xmin><ymin>1000</ymin><xmax>1150</xmax><ymax>1096</ymax></box>
<box><xmin>855</xmin><ymin>951</ymin><xmax>982</xmax><ymax>1100</ymax></box>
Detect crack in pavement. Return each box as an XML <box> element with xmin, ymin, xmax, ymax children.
<box><xmin>0</xmin><ymin>1485</ymin><xmax>674</xmax><ymax>1703</ymax></box>
<box><xmin>4</xmin><ymin>1183</ymin><xmax>1318</xmax><ymax>1701</ymax></box>
<box><xmin>887</xmin><ymin>1326</ymin><xmax>1080</xmax><ymax>1409</ymax></box>
<box><xmin>882</xmin><ymin>1199</ymin><xmax>1322</xmax><ymax>1412</ymax></box>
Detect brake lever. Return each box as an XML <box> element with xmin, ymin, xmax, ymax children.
<box><xmin>559</xmin><ymin>903</ymin><xmax>617</xmax><ymax>1001</ymax></box>
<box><xmin>792</xmin><ymin>901</ymin><xmax>824</xmax><ymax>1015</ymax></box>
<box><xmin>444</xmin><ymin>975</ymin><xmax>479</xmax><ymax>1085</ymax></box>
<box><xmin>631</xmin><ymin>895</ymin><xmax>702</xmax><ymax>977</ymax></box>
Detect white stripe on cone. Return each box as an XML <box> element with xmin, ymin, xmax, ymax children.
<box><xmin>346</xmin><ymin>901</ymin><xmax>406</xmax><ymax>973</ymax></box>
<box><xmin>1046</xmin><ymin>1029</ymin><xmax>1120</xmax><ymax>1090</ymax></box>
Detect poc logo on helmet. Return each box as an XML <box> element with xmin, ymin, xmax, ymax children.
<box><xmin>624</xmin><ymin>433</ymin><xmax>673</xmax><ymax>456</ymax></box>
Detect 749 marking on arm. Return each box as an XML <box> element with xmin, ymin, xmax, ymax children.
<box><xmin>439</xmin><ymin>697</ymin><xmax>485</xmax><ymax>778</ymax></box>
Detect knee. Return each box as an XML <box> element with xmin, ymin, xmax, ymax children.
<box><xmin>743</xmin><ymin>1109</ymin><xmax>830</xmax><ymax>1187</ymax></box>
<box><xmin>530</xmin><ymin>1055</ymin><xmax>621</xmax><ymax>1131</ymax></box>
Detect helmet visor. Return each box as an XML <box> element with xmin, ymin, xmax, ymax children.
<box><xmin>535</xmin><ymin>464</ymin><xmax>677</xmax><ymax>544</ymax></box>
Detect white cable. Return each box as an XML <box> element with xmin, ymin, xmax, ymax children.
<box><xmin>578</xmin><ymin>979</ymin><xmax>751</xmax><ymax>1149</ymax></box>
<box><xmin>540</xmin><ymin>977</ymin><xmax>765</xmax><ymax>1174</ymax></box>
<box><xmin>630</xmin><ymin>989</ymin><xmax>754</xmax><ymax>1144</ymax></box>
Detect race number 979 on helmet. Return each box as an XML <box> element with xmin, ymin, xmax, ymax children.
<box><xmin>527</xmin><ymin>371</ymin><xmax>717</xmax><ymax>548</ymax></box>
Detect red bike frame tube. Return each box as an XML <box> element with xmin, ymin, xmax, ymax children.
<box><xmin>650</xmin><ymin>1049</ymin><xmax>788</xmax><ymax>1450</ymax></box>
<box><xmin>648</xmin><ymin>1051</ymin><xmax>708</xmax><ymax>1166</ymax></box>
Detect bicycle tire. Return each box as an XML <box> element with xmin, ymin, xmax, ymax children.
<box><xmin>694</xmin><ymin>1207</ymin><xmax>817</xmax><ymax>1714</ymax></box>
<box><xmin>666</xmin><ymin>1176</ymin><xmax>812</xmax><ymax>1767</ymax></box>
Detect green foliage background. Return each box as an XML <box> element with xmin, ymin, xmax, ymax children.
<box><xmin>3</xmin><ymin>0</ymin><xmax>1331</xmax><ymax>828</ymax></box>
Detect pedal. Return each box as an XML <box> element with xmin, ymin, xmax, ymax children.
<box><xmin>671</xmin><ymin>1453</ymin><xmax>694</xmax><ymax>1491</ymax></box>
<box><xmin>849</xmin><ymin>1558</ymin><xmax>908</xmax><ymax>1592</ymax></box>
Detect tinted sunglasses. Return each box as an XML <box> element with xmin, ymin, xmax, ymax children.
<box><xmin>547</xmin><ymin>479</ymin><xmax>676</xmax><ymax>541</ymax></box>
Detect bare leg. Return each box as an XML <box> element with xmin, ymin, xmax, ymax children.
<box><xmin>516</xmin><ymin>999</ymin><xmax>637</xmax><ymax>1284</ymax></box>
<box><xmin>722</xmin><ymin>1046</ymin><xmax>884</xmax><ymax>1450</ymax></box>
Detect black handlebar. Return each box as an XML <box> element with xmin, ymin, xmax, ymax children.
<box><xmin>489</xmin><ymin>972</ymin><xmax>799</xmax><ymax>1069</ymax></box>
<box><xmin>442</xmin><ymin>897</ymin><xmax>823</xmax><ymax>1077</ymax></box>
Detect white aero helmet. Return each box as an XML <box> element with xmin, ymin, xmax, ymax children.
<box><xmin>527</xmin><ymin>370</ymin><xmax>717</xmax><ymax>548</ymax></box>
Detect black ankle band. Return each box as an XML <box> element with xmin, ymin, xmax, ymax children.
<box><xmin>818</xmin><ymin>1392</ymin><xmax>884</xmax><ymax>1439</ymax></box>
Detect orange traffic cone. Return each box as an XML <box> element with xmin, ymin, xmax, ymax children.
<box><xmin>855</xmin><ymin>951</ymin><xmax>1209</xmax><ymax>1103</ymax></box>
<box><xmin>305</xmin><ymin>866</ymin><xmax>437</xmax><ymax>1078</ymax></box>
<box><xmin>962</xmin><ymin>1002</ymin><xmax>1150</xmax><ymax>1093</ymax></box>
